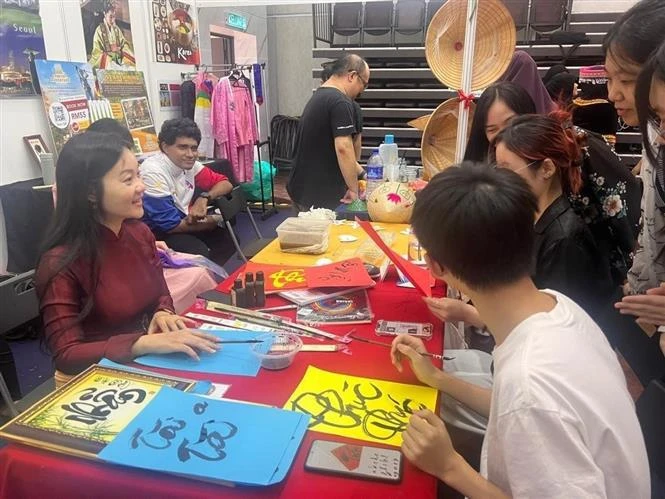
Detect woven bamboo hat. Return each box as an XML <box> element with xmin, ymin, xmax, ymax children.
<box><xmin>426</xmin><ymin>0</ymin><xmax>516</xmax><ymax>91</ymax></box>
<box><xmin>421</xmin><ymin>98</ymin><xmax>475</xmax><ymax>180</ymax></box>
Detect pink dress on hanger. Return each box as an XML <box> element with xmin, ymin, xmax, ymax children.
<box><xmin>211</xmin><ymin>77</ymin><xmax>258</xmax><ymax>183</ymax></box>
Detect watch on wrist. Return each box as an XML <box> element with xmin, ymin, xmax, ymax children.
<box><xmin>198</xmin><ymin>192</ymin><xmax>211</xmax><ymax>201</ymax></box>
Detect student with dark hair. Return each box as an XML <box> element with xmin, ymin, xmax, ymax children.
<box><xmin>463</xmin><ymin>82</ymin><xmax>536</xmax><ymax>163</ymax></box>
<box><xmin>287</xmin><ymin>54</ymin><xmax>369</xmax><ymax>209</ymax></box>
<box><xmin>35</xmin><ymin>132</ymin><xmax>221</xmax><ymax>382</ymax></box>
<box><xmin>431</xmin><ymin>114</ymin><xmax>615</xmax><ymax>340</ymax></box>
<box><xmin>139</xmin><ymin>118</ymin><xmax>233</xmax><ymax>263</ymax></box>
<box><xmin>603</xmin><ymin>0</ymin><xmax>665</xmax><ymax>380</ymax></box>
<box><xmin>391</xmin><ymin>164</ymin><xmax>650</xmax><ymax>499</ymax></box>
<box><xmin>87</xmin><ymin>117</ymin><xmax>134</xmax><ymax>148</ymax></box>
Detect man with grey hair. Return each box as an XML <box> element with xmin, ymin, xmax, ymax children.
<box><xmin>287</xmin><ymin>54</ymin><xmax>369</xmax><ymax>209</ymax></box>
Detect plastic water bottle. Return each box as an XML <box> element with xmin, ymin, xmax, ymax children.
<box><xmin>366</xmin><ymin>149</ymin><xmax>384</xmax><ymax>199</ymax></box>
<box><xmin>379</xmin><ymin>134</ymin><xmax>399</xmax><ymax>181</ymax></box>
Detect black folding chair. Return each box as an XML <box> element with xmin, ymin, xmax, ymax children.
<box><xmin>425</xmin><ymin>0</ymin><xmax>445</xmax><ymax>30</ymax></box>
<box><xmin>530</xmin><ymin>0</ymin><xmax>569</xmax><ymax>35</ymax></box>
<box><xmin>361</xmin><ymin>1</ymin><xmax>394</xmax><ymax>46</ymax></box>
<box><xmin>504</xmin><ymin>0</ymin><xmax>532</xmax><ymax>41</ymax></box>
<box><xmin>214</xmin><ymin>187</ymin><xmax>273</xmax><ymax>263</ymax></box>
<box><xmin>636</xmin><ymin>378</ymin><xmax>665</xmax><ymax>492</ymax></box>
<box><xmin>332</xmin><ymin>2</ymin><xmax>363</xmax><ymax>46</ymax></box>
<box><xmin>394</xmin><ymin>0</ymin><xmax>426</xmax><ymax>46</ymax></box>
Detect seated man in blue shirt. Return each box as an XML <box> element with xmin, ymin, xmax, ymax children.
<box><xmin>140</xmin><ymin>118</ymin><xmax>233</xmax><ymax>263</ymax></box>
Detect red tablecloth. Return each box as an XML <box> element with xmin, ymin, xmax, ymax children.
<box><xmin>0</xmin><ymin>272</ymin><xmax>444</xmax><ymax>499</ymax></box>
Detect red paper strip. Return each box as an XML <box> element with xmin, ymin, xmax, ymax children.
<box><xmin>304</xmin><ymin>258</ymin><xmax>375</xmax><ymax>289</ymax></box>
<box><xmin>357</xmin><ymin>219</ymin><xmax>433</xmax><ymax>297</ymax></box>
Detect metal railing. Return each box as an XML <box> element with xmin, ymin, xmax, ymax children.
<box><xmin>312</xmin><ymin>3</ymin><xmax>333</xmax><ymax>47</ymax></box>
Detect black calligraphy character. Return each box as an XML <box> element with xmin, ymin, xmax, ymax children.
<box><xmin>130</xmin><ymin>417</ymin><xmax>187</xmax><ymax>450</ymax></box>
<box><xmin>177</xmin><ymin>420</ymin><xmax>238</xmax><ymax>462</ymax></box>
<box><xmin>192</xmin><ymin>401</ymin><xmax>208</xmax><ymax>415</ymax></box>
<box><xmin>61</xmin><ymin>387</ymin><xmax>148</xmax><ymax>425</ymax></box>
<box><xmin>290</xmin><ymin>388</ymin><xmax>362</xmax><ymax>429</ymax></box>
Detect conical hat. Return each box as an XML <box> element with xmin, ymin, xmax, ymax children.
<box><xmin>426</xmin><ymin>0</ymin><xmax>516</xmax><ymax>91</ymax></box>
<box><xmin>407</xmin><ymin>114</ymin><xmax>432</xmax><ymax>131</ymax></box>
<box><xmin>421</xmin><ymin>98</ymin><xmax>475</xmax><ymax>180</ymax></box>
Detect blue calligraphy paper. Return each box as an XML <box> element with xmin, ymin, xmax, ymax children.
<box><xmin>97</xmin><ymin>359</ymin><xmax>213</xmax><ymax>395</ymax></box>
<box><xmin>133</xmin><ymin>329</ymin><xmax>269</xmax><ymax>377</ymax></box>
<box><xmin>99</xmin><ymin>387</ymin><xmax>310</xmax><ymax>485</ymax></box>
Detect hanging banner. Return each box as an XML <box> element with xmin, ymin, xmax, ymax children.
<box><xmin>34</xmin><ymin>59</ymin><xmax>102</xmax><ymax>154</ymax></box>
<box><xmin>151</xmin><ymin>0</ymin><xmax>200</xmax><ymax>65</ymax></box>
<box><xmin>96</xmin><ymin>70</ymin><xmax>159</xmax><ymax>154</ymax></box>
<box><xmin>0</xmin><ymin>0</ymin><xmax>46</xmax><ymax>98</ymax></box>
<box><xmin>80</xmin><ymin>0</ymin><xmax>136</xmax><ymax>69</ymax></box>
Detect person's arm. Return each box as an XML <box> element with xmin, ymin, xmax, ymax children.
<box><xmin>189</xmin><ymin>165</ymin><xmax>233</xmax><ymax>218</ymax></box>
<box><xmin>391</xmin><ymin>335</ymin><xmax>492</xmax><ymax>418</ymax></box>
<box><xmin>334</xmin><ymin>135</ymin><xmax>360</xmax><ymax>197</ymax></box>
<box><xmin>353</xmin><ymin>133</ymin><xmax>362</xmax><ymax>162</ymax></box>
<box><xmin>36</xmin><ymin>259</ymin><xmax>146</xmax><ymax>374</ymax></box>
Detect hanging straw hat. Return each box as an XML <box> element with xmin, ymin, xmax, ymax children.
<box><xmin>426</xmin><ymin>0</ymin><xmax>516</xmax><ymax>91</ymax></box>
<box><xmin>407</xmin><ymin>114</ymin><xmax>432</xmax><ymax>131</ymax></box>
<box><xmin>421</xmin><ymin>98</ymin><xmax>476</xmax><ymax>180</ymax></box>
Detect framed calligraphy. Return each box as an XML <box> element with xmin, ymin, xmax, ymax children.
<box><xmin>0</xmin><ymin>364</ymin><xmax>194</xmax><ymax>459</ymax></box>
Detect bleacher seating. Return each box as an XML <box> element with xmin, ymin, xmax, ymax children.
<box><xmin>312</xmin><ymin>4</ymin><xmax>640</xmax><ymax>168</ymax></box>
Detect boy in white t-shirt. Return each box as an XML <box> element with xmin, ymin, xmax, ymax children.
<box><xmin>392</xmin><ymin>164</ymin><xmax>650</xmax><ymax>498</ymax></box>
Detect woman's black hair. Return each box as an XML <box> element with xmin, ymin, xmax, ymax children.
<box><xmin>463</xmin><ymin>82</ymin><xmax>537</xmax><ymax>162</ymax></box>
<box><xmin>636</xmin><ymin>42</ymin><xmax>665</xmax><ymax>168</ymax></box>
<box><xmin>37</xmin><ymin>132</ymin><xmax>126</xmax><ymax>316</ymax></box>
<box><xmin>87</xmin><ymin>118</ymin><xmax>133</xmax><ymax>149</ymax></box>
<box><xmin>603</xmin><ymin>0</ymin><xmax>665</xmax><ymax>69</ymax></box>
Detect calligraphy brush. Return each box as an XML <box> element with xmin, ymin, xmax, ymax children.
<box><xmin>217</xmin><ymin>339</ymin><xmax>265</xmax><ymax>344</ymax></box>
<box><xmin>347</xmin><ymin>333</ymin><xmax>452</xmax><ymax>361</ymax></box>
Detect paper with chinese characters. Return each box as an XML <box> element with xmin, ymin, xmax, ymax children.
<box><xmin>304</xmin><ymin>258</ymin><xmax>375</xmax><ymax>289</ymax></box>
<box><xmin>134</xmin><ymin>329</ymin><xmax>267</xmax><ymax>377</ymax></box>
<box><xmin>284</xmin><ymin>366</ymin><xmax>437</xmax><ymax>447</ymax></box>
<box><xmin>99</xmin><ymin>387</ymin><xmax>310</xmax><ymax>485</ymax></box>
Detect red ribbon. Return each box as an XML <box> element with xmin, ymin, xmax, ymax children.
<box><xmin>457</xmin><ymin>90</ymin><xmax>474</xmax><ymax>109</ymax></box>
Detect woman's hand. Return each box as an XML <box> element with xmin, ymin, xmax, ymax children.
<box><xmin>155</xmin><ymin>240</ymin><xmax>169</xmax><ymax>251</ymax></box>
<box><xmin>615</xmin><ymin>282</ymin><xmax>665</xmax><ymax>327</ymax></box>
<box><xmin>148</xmin><ymin>310</ymin><xmax>197</xmax><ymax>334</ymax></box>
<box><xmin>423</xmin><ymin>297</ymin><xmax>484</xmax><ymax>328</ymax></box>
<box><xmin>131</xmin><ymin>330</ymin><xmax>221</xmax><ymax>361</ymax></box>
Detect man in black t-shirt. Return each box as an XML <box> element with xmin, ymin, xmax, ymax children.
<box><xmin>287</xmin><ymin>54</ymin><xmax>369</xmax><ymax>209</ymax></box>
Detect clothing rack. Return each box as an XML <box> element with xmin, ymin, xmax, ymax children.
<box><xmin>181</xmin><ymin>62</ymin><xmax>278</xmax><ymax>219</ymax></box>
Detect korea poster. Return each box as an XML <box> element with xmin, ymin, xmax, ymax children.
<box><xmin>80</xmin><ymin>0</ymin><xmax>136</xmax><ymax>69</ymax></box>
<box><xmin>0</xmin><ymin>0</ymin><xmax>46</xmax><ymax>98</ymax></box>
<box><xmin>96</xmin><ymin>70</ymin><xmax>159</xmax><ymax>154</ymax></box>
<box><xmin>34</xmin><ymin>60</ymin><xmax>109</xmax><ymax>155</ymax></box>
<box><xmin>151</xmin><ymin>0</ymin><xmax>200</xmax><ymax>65</ymax></box>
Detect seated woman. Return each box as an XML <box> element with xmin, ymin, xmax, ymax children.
<box><xmin>86</xmin><ymin>118</ymin><xmax>220</xmax><ymax>314</ymax></box>
<box><xmin>432</xmin><ymin>114</ymin><xmax>615</xmax><ymax>334</ymax></box>
<box><xmin>463</xmin><ymin>82</ymin><xmax>640</xmax><ymax>286</ymax></box>
<box><xmin>36</xmin><ymin>132</ymin><xmax>221</xmax><ymax>383</ymax></box>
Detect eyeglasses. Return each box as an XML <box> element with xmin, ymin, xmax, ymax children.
<box><xmin>350</xmin><ymin>71</ymin><xmax>369</xmax><ymax>89</ymax></box>
<box><xmin>492</xmin><ymin>159</ymin><xmax>542</xmax><ymax>173</ymax></box>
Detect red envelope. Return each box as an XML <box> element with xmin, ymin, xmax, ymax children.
<box><xmin>304</xmin><ymin>258</ymin><xmax>375</xmax><ymax>289</ymax></box>
<box><xmin>357</xmin><ymin>219</ymin><xmax>433</xmax><ymax>297</ymax></box>
<box><xmin>216</xmin><ymin>262</ymin><xmax>308</xmax><ymax>293</ymax></box>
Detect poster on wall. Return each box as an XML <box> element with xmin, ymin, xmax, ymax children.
<box><xmin>34</xmin><ymin>59</ymin><xmax>105</xmax><ymax>154</ymax></box>
<box><xmin>80</xmin><ymin>0</ymin><xmax>136</xmax><ymax>69</ymax></box>
<box><xmin>0</xmin><ymin>0</ymin><xmax>46</xmax><ymax>98</ymax></box>
<box><xmin>97</xmin><ymin>70</ymin><xmax>159</xmax><ymax>154</ymax></box>
<box><xmin>151</xmin><ymin>0</ymin><xmax>200</xmax><ymax>65</ymax></box>
<box><xmin>158</xmin><ymin>81</ymin><xmax>181</xmax><ymax>110</ymax></box>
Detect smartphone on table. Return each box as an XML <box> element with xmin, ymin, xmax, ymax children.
<box><xmin>304</xmin><ymin>439</ymin><xmax>403</xmax><ymax>483</ymax></box>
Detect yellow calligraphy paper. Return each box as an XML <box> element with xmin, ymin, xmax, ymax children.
<box><xmin>284</xmin><ymin>366</ymin><xmax>438</xmax><ymax>447</ymax></box>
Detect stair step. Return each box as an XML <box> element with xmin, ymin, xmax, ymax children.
<box><xmin>568</xmin><ymin>21</ymin><xmax>615</xmax><ymax>33</ymax></box>
<box><xmin>569</xmin><ymin>12</ymin><xmax>620</xmax><ymax>23</ymax></box>
<box><xmin>361</xmin><ymin>107</ymin><xmax>435</xmax><ymax>118</ymax></box>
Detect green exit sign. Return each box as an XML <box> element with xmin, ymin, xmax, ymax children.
<box><xmin>226</xmin><ymin>12</ymin><xmax>248</xmax><ymax>31</ymax></box>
